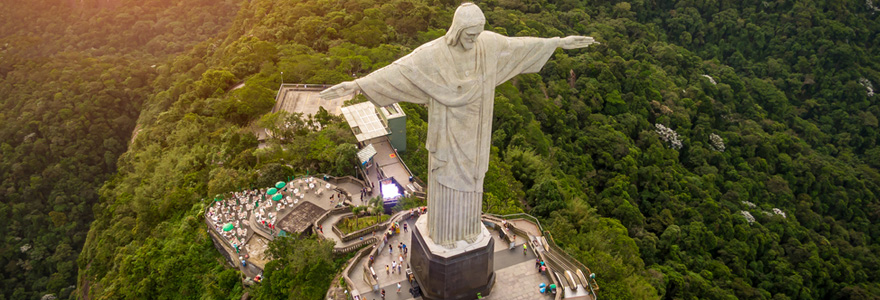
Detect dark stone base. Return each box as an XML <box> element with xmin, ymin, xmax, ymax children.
<box><xmin>410</xmin><ymin>223</ymin><xmax>495</xmax><ymax>300</ymax></box>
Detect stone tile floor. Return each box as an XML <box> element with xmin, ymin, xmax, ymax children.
<box><xmin>353</xmin><ymin>227</ymin><xmax>553</xmax><ymax>300</ymax></box>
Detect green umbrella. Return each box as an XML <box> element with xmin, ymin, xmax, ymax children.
<box><xmin>272</xmin><ymin>193</ymin><xmax>283</xmax><ymax>201</ymax></box>
<box><xmin>275</xmin><ymin>181</ymin><xmax>286</xmax><ymax>189</ymax></box>
<box><xmin>223</xmin><ymin>223</ymin><xmax>234</xmax><ymax>232</ymax></box>
<box><xmin>267</xmin><ymin>188</ymin><xmax>278</xmax><ymax>195</ymax></box>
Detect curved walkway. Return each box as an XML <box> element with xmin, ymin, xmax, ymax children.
<box><xmin>318</xmin><ymin>212</ymin><xmax>376</xmax><ymax>248</ymax></box>
<box><xmin>317</xmin><ymin>210</ymin><xmax>599</xmax><ymax>300</ymax></box>
<box><xmin>315</xmin><ymin>208</ymin><xmax>420</xmax><ymax>298</ymax></box>
<box><xmin>485</xmin><ymin>214</ymin><xmax>598</xmax><ymax>300</ymax></box>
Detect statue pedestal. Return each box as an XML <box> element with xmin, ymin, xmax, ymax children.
<box><xmin>410</xmin><ymin>215</ymin><xmax>495</xmax><ymax>300</ymax></box>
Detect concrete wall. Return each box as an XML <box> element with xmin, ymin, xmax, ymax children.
<box><xmin>387</xmin><ymin>115</ymin><xmax>407</xmax><ymax>152</ymax></box>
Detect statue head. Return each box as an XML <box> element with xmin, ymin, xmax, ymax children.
<box><xmin>446</xmin><ymin>3</ymin><xmax>485</xmax><ymax>50</ymax></box>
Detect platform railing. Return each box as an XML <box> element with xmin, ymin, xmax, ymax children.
<box><xmin>483</xmin><ymin>211</ymin><xmax>600</xmax><ymax>295</ymax></box>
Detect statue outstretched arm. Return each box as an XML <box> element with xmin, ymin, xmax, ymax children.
<box><xmin>322</xmin><ymin>55</ymin><xmax>433</xmax><ymax>106</ymax></box>
<box><xmin>559</xmin><ymin>36</ymin><xmax>600</xmax><ymax>49</ymax></box>
<box><xmin>319</xmin><ymin>81</ymin><xmax>360</xmax><ymax>100</ymax></box>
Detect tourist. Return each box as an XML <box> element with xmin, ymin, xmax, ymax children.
<box><xmin>380</xmin><ymin>288</ymin><xmax>386</xmax><ymax>299</ymax></box>
<box><xmin>386</xmin><ymin>265</ymin><xmax>390</xmax><ymax>275</ymax></box>
<box><xmin>397</xmin><ymin>282</ymin><xmax>402</xmax><ymax>293</ymax></box>
<box><xmin>389</xmin><ymin>244</ymin><xmax>393</xmax><ymax>255</ymax></box>
<box><xmin>523</xmin><ymin>243</ymin><xmax>528</xmax><ymax>255</ymax></box>
<box><xmin>392</xmin><ymin>261</ymin><xmax>397</xmax><ymax>274</ymax></box>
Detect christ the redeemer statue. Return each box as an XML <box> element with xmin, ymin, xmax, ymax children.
<box><xmin>321</xmin><ymin>2</ymin><xmax>598</xmax><ymax>247</ymax></box>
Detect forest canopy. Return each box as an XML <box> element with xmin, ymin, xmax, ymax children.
<box><xmin>0</xmin><ymin>0</ymin><xmax>878</xmax><ymax>299</ymax></box>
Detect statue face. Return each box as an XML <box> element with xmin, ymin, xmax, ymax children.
<box><xmin>459</xmin><ymin>26</ymin><xmax>483</xmax><ymax>50</ymax></box>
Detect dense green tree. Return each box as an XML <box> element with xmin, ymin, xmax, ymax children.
<box><xmin>0</xmin><ymin>0</ymin><xmax>869</xmax><ymax>299</ymax></box>
<box><xmin>0</xmin><ymin>0</ymin><xmax>240</xmax><ymax>298</ymax></box>
<box><xmin>250</xmin><ymin>237</ymin><xmax>337</xmax><ymax>300</ymax></box>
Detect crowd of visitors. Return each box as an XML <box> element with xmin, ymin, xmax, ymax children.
<box><xmin>206</xmin><ymin>176</ymin><xmax>349</xmax><ymax>251</ymax></box>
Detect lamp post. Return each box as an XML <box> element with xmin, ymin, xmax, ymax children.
<box><xmin>280</xmin><ymin>71</ymin><xmax>284</xmax><ymax>86</ymax></box>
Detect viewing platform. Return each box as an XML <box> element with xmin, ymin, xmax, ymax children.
<box><xmin>203</xmin><ymin>174</ymin><xmax>369</xmax><ymax>279</ymax></box>
<box><xmin>322</xmin><ymin>211</ymin><xmax>599</xmax><ymax>300</ymax></box>
<box><xmin>205</xmin><ymin>176</ymin><xmax>599</xmax><ymax>299</ymax></box>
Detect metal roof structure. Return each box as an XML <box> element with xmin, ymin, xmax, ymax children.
<box><xmin>379</xmin><ymin>103</ymin><xmax>406</xmax><ymax>120</ymax></box>
<box><xmin>357</xmin><ymin>144</ymin><xmax>377</xmax><ymax>165</ymax></box>
<box><xmin>340</xmin><ymin>102</ymin><xmax>389</xmax><ymax>142</ymax></box>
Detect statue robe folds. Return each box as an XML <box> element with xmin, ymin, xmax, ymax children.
<box><xmin>356</xmin><ymin>32</ymin><xmax>559</xmax><ymax>245</ymax></box>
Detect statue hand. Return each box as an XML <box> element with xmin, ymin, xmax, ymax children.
<box><xmin>560</xmin><ymin>36</ymin><xmax>599</xmax><ymax>49</ymax></box>
<box><xmin>320</xmin><ymin>81</ymin><xmax>360</xmax><ymax>100</ymax></box>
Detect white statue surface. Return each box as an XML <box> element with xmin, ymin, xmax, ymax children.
<box><xmin>321</xmin><ymin>2</ymin><xmax>598</xmax><ymax>247</ymax></box>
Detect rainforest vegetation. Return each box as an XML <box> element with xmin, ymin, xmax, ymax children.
<box><xmin>0</xmin><ymin>0</ymin><xmax>878</xmax><ymax>299</ymax></box>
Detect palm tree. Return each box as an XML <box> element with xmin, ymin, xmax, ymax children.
<box><xmin>371</xmin><ymin>199</ymin><xmax>384</xmax><ymax>223</ymax></box>
<box><xmin>351</xmin><ymin>205</ymin><xmax>364</xmax><ymax>227</ymax></box>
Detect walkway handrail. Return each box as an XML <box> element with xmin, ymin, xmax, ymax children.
<box><xmin>333</xmin><ymin>236</ymin><xmax>377</xmax><ymax>254</ymax></box>
<box><xmin>536</xmin><ymin>251</ymin><xmax>564</xmax><ymax>300</ymax></box>
<box><xmin>482</xmin><ymin>212</ymin><xmax>558</xmax><ymax>244</ymax></box>
<box><xmin>482</xmin><ymin>212</ymin><xmax>546</xmax><ymax>234</ymax></box>
<box><xmin>485</xmin><ymin>211</ymin><xmax>599</xmax><ymax>294</ymax></box>
<box><xmin>277</xmin><ymin>83</ymin><xmax>335</xmax><ymax>93</ymax></box>
<box><xmin>340</xmin><ymin>243</ymin><xmax>374</xmax><ymax>297</ymax></box>
<box><xmin>482</xmin><ymin>215</ymin><xmax>565</xmax><ymax>300</ymax></box>
<box><xmin>314</xmin><ymin>206</ymin><xmax>351</xmax><ymax>241</ymax></box>
<box><xmin>542</xmin><ymin>229</ymin><xmax>600</xmax><ymax>294</ymax></box>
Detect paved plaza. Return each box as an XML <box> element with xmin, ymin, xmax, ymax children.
<box><xmin>274</xmin><ymin>84</ymin><xmax>353</xmax><ymax>117</ymax></box>
<box><xmin>349</xmin><ymin>217</ymin><xmax>555</xmax><ymax>300</ymax></box>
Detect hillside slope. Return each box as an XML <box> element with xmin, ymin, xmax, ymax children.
<box><xmin>0</xmin><ymin>0</ymin><xmax>240</xmax><ymax>299</ymax></box>
<box><xmin>74</xmin><ymin>0</ymin><xmax>880</xmax><ymax>299</ymax></box>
